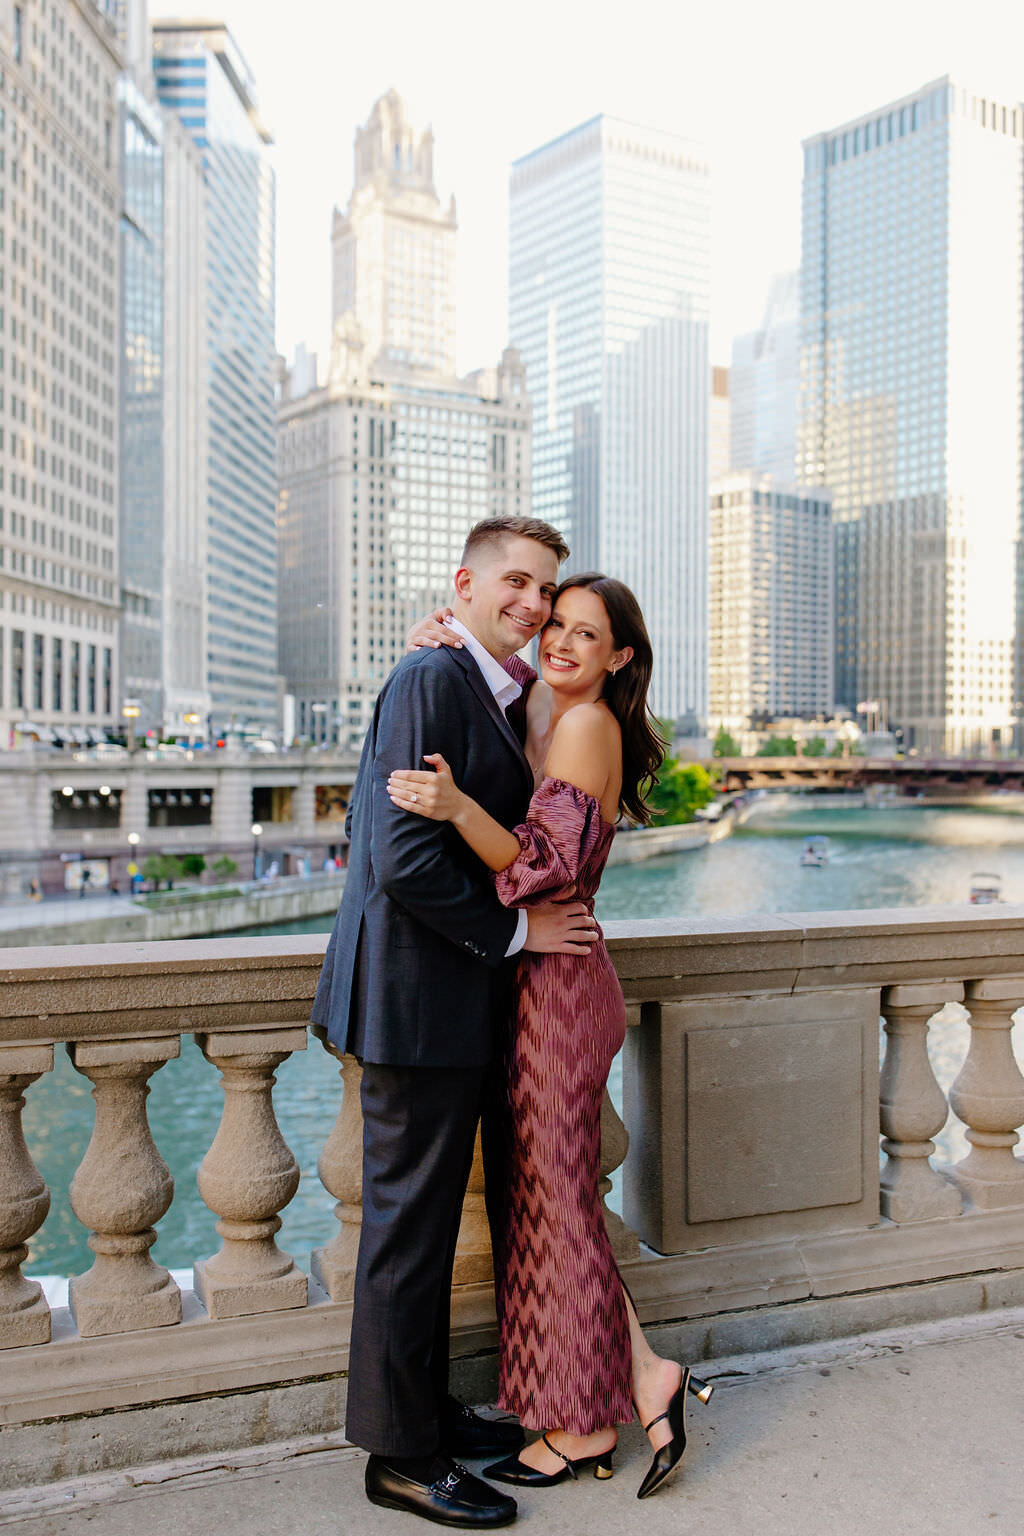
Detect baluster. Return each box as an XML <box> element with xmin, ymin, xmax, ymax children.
<box><xmin>0</xmin><ymin>1045</ymin><xmax>53</xmax><ymax>1348</ymax></box>
<box><xmin>310</xmin><ymin>1031</ymin><xmax>362</xmax><ymax>1301</ymax></box>
<box><xmin>68</xmin><ymin>1037</ymin><xmax>181</xmax><ymax>1336</ymax></box>
<box><xmin>454</xmin><ymin>1127</ymin><xmax>493</xmax><ymax>1286</ymax></box>
<box><xmin>947</xmin><ymin>979</ymin><xmax>1024</xmax><ymax>1209</ymax></box>
<box><xmin>879</xmin><ymin>985</ymin><xmax>963</xmax><ymax>1222</ymax></box>
<box><xmin>194</xmin><ymin>1028</ymin><xmax>308</xmax><ymax>1319</ymax></box>
<box><xmin>600</xmin><ymin>1088</ymin><xmax>640</xmax><ymax>1261</ymax></box>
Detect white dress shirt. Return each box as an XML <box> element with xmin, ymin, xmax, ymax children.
<box><xmin>445</xmin><ymin>617</ymin><xmax>529</xmax><ymax>957</ymax></box>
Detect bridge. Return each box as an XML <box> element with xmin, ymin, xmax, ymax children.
<box><xmin>714</xmin><ymin>754</ymin><xmax>1024</xmax><ymax>794</ymax></box>
<box><xmin>3</xmin><ymin>911</ymin><xmax>1024</xmax><ymax>1531</ymax></box>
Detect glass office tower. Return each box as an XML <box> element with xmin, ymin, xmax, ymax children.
<box><xmin>730</xmin><ymin>272</ymin><xmax>799</xmax><ymax>483</ymax></box>
<box><xmin>153</xmin><ymin>22</ymin><xmax>278</xmax><ymax>735</ymax></box>
<box><xmin>118</xmin><ymin>76</ymin><xmax>165</xmax><ymax>731</ymax></box>
<box><xmin>800</xmin><ymin>79</ymin><xmax>1024</xmax><ymax>754</ymax></box>
<box><xmin>510</xmin><ymin>117</ymin><xmax>711</xmax><ymax>727</ymax></box>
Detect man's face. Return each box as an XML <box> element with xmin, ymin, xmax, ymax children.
<box><xmin>453</xmin><ymin>536</ymin><xmax>560</xmax><ymax>660</ymax></box>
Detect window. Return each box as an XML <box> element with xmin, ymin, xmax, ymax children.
<box><xmin>52</xmin><ymin>634</ymin><xmax>62</xmax><ymax>709</ymax></box>
<box><xmin>32</xmin><ymin>631</ymin><xmax>43</xmax><ymax>710</ymax></box>
<box><xmin>13</xmin><ymin>7</ymin><xmax>22</xmax><ymax>65</ymax></box>
<box><xmin>12</xmin><ymin>627</ymin><xmax>24</xmax><ymax>709</ymax></box>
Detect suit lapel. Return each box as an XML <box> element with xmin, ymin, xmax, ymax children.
<box><xmin>447</xmin><ymin>646</ymin><xmax>534</xmax><ymax>794</ymax></box>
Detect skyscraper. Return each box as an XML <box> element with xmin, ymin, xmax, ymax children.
<box><xmin>0</xmin><ymin>0</ymin><xmax>122</xmax><ymax>745</ymax></box>
<box><xmin>153</xmin><ymin>20</ymin><xmax>278</xmax><ymax>736</ymax></box>
<box><xmin>331</xmin><ymin>88</ymin><xmax>456</xmax><ymax>377</ymax></box>
<box><xmin>730</xmin><ymin>271</ymin><xmax>799</xmax><ymax>483</ymax></box>
<box><xmin>509</xmin><ymin>117</ymin><xmax>711</xmax><ymax>726</ymax></box>
<box><xmin>800</xmin><ymin>79</ymin><xmax>1024</xmax><ymax>754</ymax></box>
<box><xmin>709</xmin><ymin>473</ymin><xmax>833</xmax><ymax>731</ymax></box>
<box><xmin>116</xmin><ymin>0</ymin><xmax>209</xmax><ymax>740</ymax></box>
<box><xmin>277</xmin><ymin>93</ymin><xmax>531</xmax><ymax>748</ymax></box>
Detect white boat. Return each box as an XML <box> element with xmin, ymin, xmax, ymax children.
<box><xmin>968</xmin><ymin>872</ymin><xmax>1002</xmax><ymax>905</ymax></box>
<box><xmin>800</xmin><ymin>836</ymin><xmax>829</xmax><ymax>868</ymax></box>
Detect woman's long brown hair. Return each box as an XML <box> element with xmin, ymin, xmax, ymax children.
<box><xmin>550</xmin><ymin>573</ymin><xmax>667</xmax><ymax>825</ymax></box>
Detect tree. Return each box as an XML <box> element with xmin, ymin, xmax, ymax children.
<box><xmin>647</xmin><ymin>755</ymin><xmax>715</xmax><ymax>826</ymax></box>
<box><xmin>760</xmin><ymin>735</ymin><xmax>798</xmax><ymax>757</ymax></box>
<box><xmin>181</xmin><ymin>854</ymin><xmax>206</xmax><ymax>878</ymax></box>
<box><xmin>142</xmin><ymin>854</ymin><xmax>185</xmax><ymax>891</ymax></box>
<box><xmin>212</xmin><ymin>856</ymin><xmax>239</xmax><ymax>882</ymax></box>
<box><xmin>713</xmin><ymin>725</ymin><xmax>741</xmax><ymax>757</ymax></box>
<box><xmin>803</xmin><ymin>736</ymin><xmax>827</xmax><ymax>757</ymax></box>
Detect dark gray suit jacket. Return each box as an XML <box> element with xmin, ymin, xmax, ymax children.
<box><xmin>310</xmin><ymin>643</ymin><xmax>535</xmax><ymax>1067</ymax></box>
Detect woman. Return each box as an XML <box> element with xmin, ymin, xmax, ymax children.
<box><xmin>391</xmin><ymin>574</ymin><xmax>713</xmax><ymax>1499</ymax></box>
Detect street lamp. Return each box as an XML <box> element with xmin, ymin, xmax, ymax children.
<box><xmin>127</xmin><ymin>831</ymin><xmax>140</xmax><ymax>894</ymax></box>
<box><xmin>251</xmin><ymin>822</ymin><xmax>263</xmax><ymax>880</ymax></box>
<box><xmin>121</xmin><ymin>700</ymin><xmax>141</xmax><ymax>752</ymax></box>
<box><xmin>184</xmin><ymin>711</ymin><xmax>200</xmax><ymax>748</ymax></box>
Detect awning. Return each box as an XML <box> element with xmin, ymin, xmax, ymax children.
<box><xmin>14</xmin><ymin>722</ymin><xmax>56</xmax><ymax>743</ymax></box>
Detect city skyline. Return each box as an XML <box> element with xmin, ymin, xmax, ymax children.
<box><xmin>799</xmin><ymin>76</ymin><xmax>1023</xmax><ymax>755</ymax></box>
<box><xmin>158</xmin><ymin>0</ymin><xmax>1024</xmax><ymax>374</ymax></box>
<box><xmin>509</xmin><ymin>113</ymin><xmax>711</xmax><ymax>724</ymax></box>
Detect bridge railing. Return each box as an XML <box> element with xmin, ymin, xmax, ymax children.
<box><xmin>2</xmin><ymin>910</ymin><xmax>1024</xmax><ymax>1482</ymax></box>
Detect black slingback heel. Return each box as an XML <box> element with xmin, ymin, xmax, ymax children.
<box><xmin>486</xmin><ymin>1432</ymin><xmax>615</xmax><ymax>1487</ymax></box>
<box><xmin>636</xmin><ymin>1367</ymin><xmax>714</xmax><ymax>1499</ymax></box>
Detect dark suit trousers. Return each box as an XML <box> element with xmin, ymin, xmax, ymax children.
<box><xmin>346</xmin><ymin>1061</ymin><xmax>489</xmax><ymax>1457</ymax></box>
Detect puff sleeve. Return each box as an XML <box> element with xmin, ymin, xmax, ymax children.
<box><xmin>494</xmin><ymin>776</ymin><xmax>608</xmax><ymax>907</ymax></box>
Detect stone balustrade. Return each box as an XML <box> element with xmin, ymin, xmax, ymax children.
<box><xmin>3</xmin><ymin>907</ymin><xmax>1024</xmax><ymax>1490</ymax></box>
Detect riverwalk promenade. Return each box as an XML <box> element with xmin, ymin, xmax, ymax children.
<box><xmin>3</xmin><ymin>1308</ymin><xmax>1022</xmax><ymax>1533</ymax></box>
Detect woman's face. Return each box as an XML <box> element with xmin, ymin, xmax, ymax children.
<box><xmin>539</xmin><ymin>586</ymin><xmax>627</xmax><ymax>696</ymax></box>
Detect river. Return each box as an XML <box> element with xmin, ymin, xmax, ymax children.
<box><xmin>24</xmin><ymin>797</ymin><xmax>1024</xmax><ymax>1281</ymax></box>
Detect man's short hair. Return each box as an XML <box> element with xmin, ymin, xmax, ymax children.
<box><xmin>461</xmin><ymin>516</ymin><xmax>569</xmax><ymax>567</ymax></box>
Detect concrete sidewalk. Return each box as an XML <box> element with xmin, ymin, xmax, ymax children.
<box><xmin>3</xmin><ymin>1310</ymin><xmax>1023</xmax><ymax>1536</ymax></box>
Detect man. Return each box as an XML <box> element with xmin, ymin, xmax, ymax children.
<box><xmin>312</xmin><ymin>517</ymin><xmax>596</xmax><ymax>1528</ymax></box>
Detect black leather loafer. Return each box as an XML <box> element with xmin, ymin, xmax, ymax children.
<box><xmin>443</xmin><ymin>1399</ymin><xmax>525</xmax><ymax>1459</ymax></box>
<box><xmin>365</xmin><ymin>1454</ymin><xmax>518</xmax><ymax>1528</ymax></box>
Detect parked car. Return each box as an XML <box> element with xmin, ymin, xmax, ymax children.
<box><xmin>72</xmin><ymin>742</ymin><xmax>130</xmax><ymax>763</ymax></box>
<box><xmin>246</xmin><ymin>739</ymin><xmax>279</xmax><ymax>754</ymax></box>
<box><xmin>145</xmin><ymin>744</ymin><xmax>193</xmax><ymax>762</ymax></box>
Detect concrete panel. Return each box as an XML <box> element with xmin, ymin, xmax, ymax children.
<box><xmin>625</xmin><ymin>988</ymin><xmax>881</xmax><ymax>1253</ymax></box>
<box><xmin>685</xmin><ymin>1015</ymin><xmax>863</xmax><ymax>1222</ymax></box>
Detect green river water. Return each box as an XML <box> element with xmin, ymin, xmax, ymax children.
<box><xmin>24</xmin><ymin>798</ymin><xmax>1024</xmax><ymax>1282</ymax></box>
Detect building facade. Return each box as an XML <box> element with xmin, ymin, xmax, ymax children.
<box><xmin>278</xmin><ymin>340</ymin><xmax>531</xmax><ymax>748</ymax></box>
<box><xmin>730</xmin><ymin>270</ymin><xmax>799</xmax><ymax>483</ymax></box>
<box><xmin>709</xmin><ymin>472</ymin><xmax>833</xmax><ymax>731</ymax></box>
<box><xmin>0</xmin><ymin>0</ymin><xmax>123</xmax><ymax>746</ymax></box>
<box><xmin>115</xmin><ymin>0</ymin><xmax>208</xmax><ymax>742</ymax></box>
<box><xmin>509</xmin><ymin>115</ymin><xmax>711</xmax><ymax>727</ymax></box>
<box><xmin>153</xmin><ymin>20</ymin><xmax>277</xmax><ymax>738</ymax></box>
<box><xmin>331</xmin><ymin>88</ymin><xmax>456</xmax><ymax>378</ymax></box>
<box><xmin>800</xmin><ymin>79</ymin><xmax>1023</xmax><ymax>754</ymax></box>
<box><xmin>278</xmin><ymin>93</ymin><xmax>531</xmax><ymax>748</ymax></box>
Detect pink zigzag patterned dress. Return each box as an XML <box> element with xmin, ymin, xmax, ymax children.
<box><xmin>491</xmin><ymin>771</ymin><xmax>633</xmax><ymax>1435</ymax></box>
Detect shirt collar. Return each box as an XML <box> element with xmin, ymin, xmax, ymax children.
<box><xmin>446</xmin><ymin>617</ymin><xmax>523</xmax><ymax>713</ymax></box>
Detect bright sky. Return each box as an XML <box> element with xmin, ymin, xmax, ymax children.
<box><xmin>156</xmin><ymin>0</ymin><xmax>1024</xmax><ymax>373</ymax></box>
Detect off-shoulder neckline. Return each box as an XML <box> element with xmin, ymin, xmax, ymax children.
<box><xmin>538</xmin><ymin>774</ymin><xmax>618</xmax><ymax>831</ymax></box>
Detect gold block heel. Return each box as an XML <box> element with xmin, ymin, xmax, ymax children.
<box><xmin>594</xmin><ymin>1452</ymin><xmax>615</xmax><ymax>1480</ymax></box>
<box><xmin>688</xmin><ymin>1374</ymin><xmax>714</xmax><ymax>1405</ymax></box>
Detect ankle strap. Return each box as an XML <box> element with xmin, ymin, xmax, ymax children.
<box><xmin>541</xmin><ymin>1433</ymin><xmax>573</xmax><ymax>1468</ymax></box>
<box><xmin>642</xmin><ymin>1410</ymin><xmax>669</xmax><ymax>1434</ymax></box>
